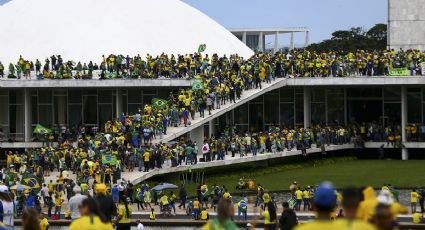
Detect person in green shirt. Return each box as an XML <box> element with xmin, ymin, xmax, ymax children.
<box><xmin>202</xmin><ymin>199</ymin><xmax>238</xmax><ymax>230</ymax></box>
<box><xmin>185</xmin><ymin>144</ymin><xmax>194</xmax><ymax>165</ymax></box>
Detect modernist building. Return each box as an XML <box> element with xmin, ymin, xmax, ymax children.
<box><xmin>229</xmin><ymin>28</ymin><xmax>310</xmax><ymax>52</ymax></box>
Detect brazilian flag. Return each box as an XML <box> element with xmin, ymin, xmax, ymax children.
<box><xmin>21</xmin><ymin>172</ymin><xmax>42</xmax><ymax>193</ymax></box>
<box><xmin>198</xmin><ymin>44</ymin><xmax>206</xmax><ymax>53</ymax></box>
<box><xmin>102</xmin><ymin>153</ymin><xmax>118</xmax><ymax>166</ymax></box>
<box><xmin>192</xmin><ymin>80</ymin><xmax>204</xmax><ymax>91</ymax></box>
<box><xmin>5</xmin><ymin>172</ymin><xmax>18</xmax><ymax>186</ymax></box>
<box><xmin>152</xmin><ymin>98</ymin><xmax>168</xmax><ymax>110</ymax></box>
<box><xmin>33</xmin><ymin>124</ymin><xmax>51</xmax><ymax>134</ymax></box>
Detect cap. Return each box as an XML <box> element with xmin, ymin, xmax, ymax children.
<box><xmin>314</xmin><ymin>182</ymin><xmax>337</xmax><ymax>207</ymax></box>
<box><xmin>0</xmin><ymin>185</ymin><xmax>8</xmax><ymax>193</ymax></box>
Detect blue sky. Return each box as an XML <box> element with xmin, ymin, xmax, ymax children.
<box><xmin>184</xmin><ymin>0</ymin><xmax>387</xmax><ymax>45</ymax></box>
<box><xmin>1</xmin><ymin>0</ymin><xmax>387</xmax><ymax>45</ymax></box>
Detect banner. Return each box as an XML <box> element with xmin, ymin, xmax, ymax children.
<box><xmin>421</xmin><ymin>62</ymin><xmax>425</xmax><ymax>76</ymax></box>
<box><xmin>198</xmin><ymin>44</ymin><xmax>206</xmax><ymax>53</ymax></box>
<box><xmin>389</xmin><ymin>68</ymin><xmax>409</xmax><ymax>76</ymax></box>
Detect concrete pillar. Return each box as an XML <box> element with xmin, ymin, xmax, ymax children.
<box><xmin>209</xmin><ymin>119</ymin><xmax>215</xmax><ymax>138</ymax></box>
<box><xmin>304</xmin><ymin>31</ymin><xmax>310</xmax><ymax>47</ymax></box>
<box><xmin>258</xmin><ymin>32</ymin><xmax>264</xmax><ymax>52</ymax></box>
<box><xmin>401</xmin><ymin>86</ymin><xmax>409</xmax><ymax>160</ymax></box>
<box><xmin>274</xmin><ymin>31</ymin><xmax>279</xmax><ymax>53</ymax></box>
<box><xmin>290</xmin><ymin>32</ymin><xmax>295</xmax><ymax>50</ymax></box>
<box><xmin>303</xmin><ymin>87</ymin><xmax>311</xmax><ymax>129</ymax></box>
<box><xmin>242</xmin><ymin>32</ymin><xmax>247</xmax><ymax>45</ymax></box>
<box><xmin>115</xmin><ymin>88</ymin><xmax>123</xmax><ymax>118</ymax></box>
<box><xmin>190</xmin><ymin>125</ymin><xmax>204</xmax><ymax>152</ymax></box>
<box><xmin>24</xmin><ymin>89</ymin><xmax>32</xmax><ymax>142</ymax></box>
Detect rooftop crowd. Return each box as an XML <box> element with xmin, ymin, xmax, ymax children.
<box><xmin>0</xmin><ymin>49</ymin><xmax>424</xmax><ymax>79</ymax></box>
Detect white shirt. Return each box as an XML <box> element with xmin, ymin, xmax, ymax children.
<box><xmin>68</xmin><ymin>193</ymin><xmax>88</xmax><ymax>219</ymax></box>
<box><xmin>1</xmin><ymin>200</ymin><xmax>14</xmax><ymax>228</ymax></box>
<box><xmin>137</xmin><ymin>223</ymin><xmax>145</xmax><ymax>230</ymax></box>
<box><xmin>41</xmin><ymin>187</ymin><xmax>49</xmax><ymax>197</ymax></box>
<box><xmin>202</xmin><ymin>143</ymin><xmax>210</xmax><ymax>154</ymax></box>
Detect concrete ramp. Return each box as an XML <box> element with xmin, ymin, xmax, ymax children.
<box><xmin>154</xmin><ymin>78</ymin><xmax>287</xmax><ymax>144</ymax></box>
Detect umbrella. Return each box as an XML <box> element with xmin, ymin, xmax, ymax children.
<box><xmin>151</xmin><ymin>183</ymin><xmax>178</xmax><ymax>191</ymax></box>
<box><xmin>10</xmin><ymin>184</ymin><xmax>30</xmax><ymax>191</ymax></box>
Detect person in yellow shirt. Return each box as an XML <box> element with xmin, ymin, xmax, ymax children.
<box><xmin>54</xmin><ymin>194</ymin><xmax>63</xmax><ymax>218</ymax></box>
<box><xmin>69</xmin><ymin>198</ymin><xmax>113</xmax><ymax>230</ymax></box>
<box><xmin>200</xmin><ymin>208</ymin><xmax>209</xmax><ymax>220</ymax></box>
<box><xmin>143</xmin><ymin>150</ymin><xmax>150</xmax><ymax>172</ymax></box>
<box><xmin>117</xmin><ymin>198</ymin><xmax>132</xmax><ymax>230</ymax></box>
<box><xmin>149</xmin><ymin>208</ymin><xmax>156</xmax><ymax>220</ymax></box>
<box><xmin>303</xmin><ymin>188</ymin><xmax>312</xmax><ymax>211</ymax></box>
<box><xmin>295</xmin><ymin>182</ymin><xmax>340</xmax><ymax>230</ymax></box>
<box><xmin>411</xmin><ymin>189</ymin><xmax>421</xmax><ymax>213</ymax></box>
<box><xmin>39</xmin><ymin>212</ymin><xmax>49</xmax><ymax>230</ymax></box>
<box><xmin>335</xmin><ymin>188</ymin><xmax>376</xmax><ymax>230</ymax></box>
<box><xmin>357</xmin><ymin>186</ymin><xmax>378</xmax><ymax>221</ymax></box>
<box><xmin>413</xmin><ymin>212</ymin><xmax>423</xmax><ymax>224</ymax></box>
<box><xmin>260</xmin><ymin>202</ymin><xmax>277</xmax><ymax>229</ymax></box>
<box><xmin>294</xmin><ymin>188</ymin><xmax>303</xmax><ymax>211</ymax></box>
<box><xmin>193</xmin><ymin>198</ymin><xmax>201</xmax><ymax>220</ymax></box>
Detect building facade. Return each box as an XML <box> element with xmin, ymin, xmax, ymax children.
<box><xmin>388</xmin><ymin>0</ymin><xmax>425</xmax><ymax>50</ymax></box>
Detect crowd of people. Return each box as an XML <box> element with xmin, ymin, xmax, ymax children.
<box><xmin>1</xmin><ymin>178</ymin><xmax>423</xmax><ymax>230</ymax></box>
<box><xmin>0</xmin><ymin>49</ymin><xmax>424</xmax><ymax>80</ymax></box>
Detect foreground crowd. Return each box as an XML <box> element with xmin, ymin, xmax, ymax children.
<box><xmin>0</xmin><ymin>49</ymin><xmax>424</xmax><ymax>79</ymax></box>
<box><xmin>0</xmin><ymin>180</ymin><xmax>423</xmax><ymax>230</ymax></box>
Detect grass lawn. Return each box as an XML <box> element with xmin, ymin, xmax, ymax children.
<box><xmin>146</xmin><ymin>157</ymin><xmax>425</xmax><ymax>196</ymax></box>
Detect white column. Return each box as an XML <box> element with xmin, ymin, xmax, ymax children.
<box><xmin>401</xmin><ymin>86</ymin><xmax>409</xmax><ymax>160</ymax></box>
<box><xmin>258</xmin><ymin>32</ymin><xmax>264</xmax><ymax>52</ymax></box>
<box><xmin>304</xmin><ymin>31</ymin><xmax>310</xmax><ymax>47</ymax></box>
<box><xmin>303</xmin><ymin>87</ymin><xmax>311</xmax><ymax>129</ymax></box>
<box><xmin>290</xmin><ymin>32</ymin><xmax>295</xmax><ymax>50</ymax></box>
<box><xmin>209</xmin><ymin>119</ymin><xmax>215</xmax><ymax>138</ymax></box>
<box><xmin>190</xmin><ymin>125</ymin><xmax>204</xmax><ymax>152</ymax></box>
<box><xmin>24</xmin><ymin>89</ymin><xmax>32</xmax><ymax>142</ymax></box>
<box><xmin>116</xmin><ymin>88</ymin><xmax>123</xmax><ymax>118</ymax></box>
<box><xmin>274</xmin><ymin>31</ymin><xmax>279</xmax><ymax>53</ymax></box>
<box><xmin>242</xmin><ymin>32</ymin><xmax>247</xmax><ymax>45</ymax></box>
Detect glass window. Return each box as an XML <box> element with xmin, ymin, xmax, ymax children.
<box><xmin>0</xmin><ymin>96</ymin><xmax>8</xmax><ymax>125</ymax></box>
<box><xmin>408</xmin><ymin>91</ymin><xmax>421</xmax><ymax>123</ymax></box>
<box><xmin>83</xmin><ymin>96</ymin><xmax>97</xmax><ymax>124</ymax></box>
<box><xmin>312</xmin><ymin>88</ymin><xmax>326</xmax><ymax>103</ymax></box>
<box><xmin>69</xmin><ymin>105</ymin><xmax>82</xmax><ymax>127</ymax></box>
<box><xmin>384</xmin><ymin>87</ymin><xmax>401</xmax><ymax>102</ymax></box>
<box><xmin>384</xmin><ymin>103</ymin><xmax>401</xmax><ymax>124</ymax></box>
<box><xmin>98</xmin><ymin>90</ymin><xmax>112</xmax><ymax>103</ymax></box>
<box><xmin>143</xmin><ymin>89</ymin><xmax>157</xmax><ymax>95</ymax></box>
<box><xmin>280</xmin><ymin>88</ymin><xmax>294</xmax><ymax>102</ymax></box>
<box><xmin>327</xmin><ymin>95</ymin><xmax>344</xmax><ymax>124</ymax></box>
<box><xmin>9</xmin><ymin>105</ymin><xmax>24</xmax><ymax>134</ymax></box>
<box><xmin>38</xmin><ymin>105</ymin><xmax>53</xmax><ymax>127</ymax></box>
<box><xmin>234</xmin><ymin>103</ymin><xmax>248</xmax><ymax>124</ymax></box>
<box><xmin>280</xmin><ymin>103</ymin><xmax>294</xmax><ymax>127</ymax></box>
<box><xmin>264</xmin><ymin>96</ymin><xmax>279</xmax><ymax>125</ymax></box>
<box><xmin>99</xmin><ymin>104</ymin><xmax>113</xmax><ymax>125</ymax></box>
<box><xmin>127</xmin><ymin>104</ymin><xmax>142</xmax><ymax>115</ymax></box>
<box><xmin>128</xmin><ymin>89</ymin><xmax>142</xmax><ymax>104</ymax></box>
<box><xmin>143</xmin><ymin>94</ymin><xmax>155</xmax><ymax>106</ymax></box>
<box><xmin>31</xmin><ymin>96</ymin><xmax>38</xmax><ymax>125</ymax></box>
<box><xmin>54</xmin><ymin>96</ymin><xmax>67</xmax><ymax>125</ymax></box>
<box><xmin>68</xmin><ymin>90</ymin><xmax>82</xmax><ymax>103</ymax></box>
<box><xmin>311</xmin><ymin>103</ymin><xmax>326</xmax><ymax>124</ymax></box>
<box><xmin>295</xmin><ymin>94</ymin><xmax>304</xmax><ymax>125</ymax></box>
<box><xmin>249</xmin><ymin>103</ymin><xmax>263</xmax><ymax>131</ymax></box>
<box><xmin>38</xmin><ymin>90</ymin><xmax>52</xmax><ymax>104</ymax></box>
<box><xmin>347</xmin><ymin>88</ymin><xmax>382</xmax><ymax>98</ymax></box>
<box><xmin>9</xmin><ymin>90</ymin><xmax>24</xmax><ymax>104</ymax></box>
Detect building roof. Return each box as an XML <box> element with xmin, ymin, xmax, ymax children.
<box><xmin>0</xmin><ymin>0</ymin><xmax>253</xmax><ymax>64</ymax></box>
<box><xmin>229</xmin><ymin>27</ymin><xmax>309</xmax><ymax>35</ymax></box>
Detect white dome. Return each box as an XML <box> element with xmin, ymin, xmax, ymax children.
<box><xmin>0</xmin><ymin>0</ymin><xmax>253</xmax><ymax>64</ymax></box>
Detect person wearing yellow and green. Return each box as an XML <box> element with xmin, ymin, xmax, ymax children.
<box><xmin>261</xmin><ymin>202</ymin><xmax>277</xmax><ymax>230</ymax></box>
<box><xmin>295</xmin><ymin>182</ymin><xmax>340</xmax><ymax>230</ymax></box>
<box><xmin>294</xmin><ymin>188</ymin><xmax>303</xmax><ymax>211</ymax></box>
<box><xmin>303</xmin><ymin>187</ymin><xmax>312</xmax><ymax>211</ymax></box>
<box><xmin>116</xmin><ymin>196</ymin><xmax>132</xmax><ymax>230</ymax></box>
<box><xmin>202</xmin><ymin>199</ymin><xmax>237</xmax><ymax>230</ymax></box>
<box><xmin>411</xmin><ymin>189</ymin><xmax>421</xmax><ymax>213</ymax></box>
<box><xmin>69</xmin><ymin>198</ymin><xmax>113</xmax><ymax>230</ymax></box>
<box><xmin>412</xmin><ymin>211</ymin><xmax>423</xmax><ymax>224</ymax></box>
<box><xmin>200</xmin><ymin>208</ymin><xmax>209</xmax><ymax>220</ymax></box>
<box><xmin>149</xmin><ymin>208</ymin><xmax>156</xmax><ymax>220</ymax></box>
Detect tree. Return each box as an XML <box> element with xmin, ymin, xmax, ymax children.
<box><xmin>307</xmin><ymin>24</ymin><xmax>387</xmax><ymax>52</ymax></box>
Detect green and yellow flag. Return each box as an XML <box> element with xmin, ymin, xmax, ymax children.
<box><xmin>21</xmin><ymin>172</ymin><xmax>42</xmax><ymax>193</ymax></box>
<box><xmin>152</xmin><ymin>98</ymin><xmax>168</xmax><ymax>110</ymax></box>
<box><xmin>101</xmin><ymin>154</ymin><xmax>118</xmax><ymax>166</ymax></box>
<box><xmin>33</xmin><ymin>124</ymin><xmax>51</xmax><ymax>134</ymax></box>
<box><xmin>198</xmin><ymin>44</ymin><xmax>206</xmax><ymax>53</ymax></box>
<box><xmin>192</xmin><ymin>80</ymin><xmax>204</xmax><ymax>91</ymax></box>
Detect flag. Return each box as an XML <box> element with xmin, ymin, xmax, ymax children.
<box><xmin>198</xmin><ymin>44</ymin><xmax>206</xmax><ymax>53</ymax></box>
<box><xmin>192</xmin><ymin>80</ymin><xmax>204</xmax><ymax>91</ymax></box>
<box><xmin>33</xmin><ymin>124</ymin><xmax>51</xmax><ymax>134</ymax></box>
<box><xmin>5</xmin><ymin>172</ymin><xmax>18</xmax><ymax>186</ymax></box>
<box><xmin>152</xmin><ymin>98</ymin><xmax>168</xmax><ymax>110</ymax></box>
<box><xmin>20</xmin><ymin>172</ymin><xmax>42</xmax><ymax>193</ymax></box>
<box><xmin>102</xmin><ymin>154</ymin><xmax>118</xmax><ymax>166</ymax></box>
